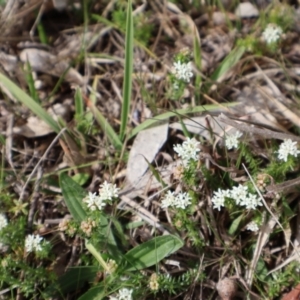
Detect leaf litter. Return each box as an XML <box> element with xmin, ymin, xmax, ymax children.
<box><xmin>0</xmin><ymin>0</ymin><xmax>300</xmax><ymax>299</ymax></box>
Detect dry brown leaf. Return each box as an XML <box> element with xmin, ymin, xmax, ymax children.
<box><xmin>282</xmin><ymin>283</ymin><xmax>300</xmax><ymax>300</ymax></box>
<box><xmin>13</xmin><ymin>116</ymin><xmax>54</xmax><ymax>138</ymax></box>
<box><xmin>19</xmin><ymin>48</ymin><xmax>84</xmax><ymax>86</ymax></box>
<box><xmin>235</xmin><ymin>2</ymin><xmax>259</xmax><ymax>18</ymax></box>
<box><xmin>13</xmin><ymin>103</ymin><xmax>70</xmax><ymax>138</ymax></box>
<box><xmin>126</xmin><ymin>122</ymin><xmax>169</xmax><ymax>187</ymax></box>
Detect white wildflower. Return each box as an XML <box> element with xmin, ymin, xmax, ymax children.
<box><xmin>230</xmin><ymin>184</ymin><xmax>248</xmax><ymax>205</ymax></box>
<box><xmin>99</xmin><ymin>181</ymin><xmax>119</xmax><ymax>201</ymax></box>
<box><xmin>262</xmin><ymin>24</ymin><xmax>283</xmax><ymax>44</ymax></box>
<box><xmin>225</xmin><ymin>131</ymin><xmax>243</xmax><ymax>150</ymax></box>
<box><xmin>161</xmin><ymin>191</ymin><xmax>176</xmax><ymax>209</ymax></box>
<box><xmin>173</xmin><ymin>138</ymin><xmax>200</xmax><ymax>165</ymax></box>
<box><xmin>277</xmin><ymin>139</ymin><xmax>300</xmax><ymax>162</ymax></box>
<box><xmin>174</xmin><ymin>192</ymin><xmax>192</xmax><ymax>209</ymax></box>
<box><xmin>83</xmin><ymin>192</ymin><xmax>99</xmax><ymax>211</ymax></box>
<box><xmin>172</xmin><ymin>61</ymin><xmax>193</xmax><ymax>82</ymax></box>
<box><xmin>246</xmin><ymin>221</ymin><xmax>259</xmax><ymax>232</ymax></box>
<box><xmin>240</xmin><ymin>193</ymin><xmax>262</xmax><ymax>210</ymax></box>
<box><xmin>0</xmin><ymin>214</ymin><xmax>8</xmax><ymax>231</ymax></box>
<box><xmin>25</xmin><ymin>234</ymin><xmax>44</xmax><ymax>253</ymax></box>
<box><xmin>211</xmin><ymin>188</ymin><xmax>230</xmax><ymax>211</ymax></box>
<box><xmin>161</xmin><ymin>191</ymin><xmax>192</xmax><ymax>209</ymax></box>
<box><xmin>109</xmin><ymin>288</ymin><xmax>133</xmax><ymax>300</ymax></box>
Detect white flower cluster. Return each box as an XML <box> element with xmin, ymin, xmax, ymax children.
<box><xmin>109</xmin><ymin>288</ymin><xmax>133</xmax><ymax>300</ymax></box>
<box><xmin>172</xmin><ymin>61</ymin><xmax>193</xmax><ymax>83</ymax></box>
<box><xmin>277</xmin><ymin>139</ymin><xmax>300</xmax><ymax>162</ymax></box>
<box><xmin>225</xmin><ymin>131</ymin><xmax>243</xmax><ymax>150</ymax></box>
<box><xmin>173</xmin><ymin>138</ymin><xmax>200</xmax><ymax>166</ymax></box>
<box><xmin>83</xmin><ymin>181</ymin><xmax>119</xmax><ymax>211</ymax></box>
<box><xmin>25</xmin><ymin>234</ymin><xmax>45</xmax><ymax>253</ymax></box>
<box><xmin>211</xmin><ymin>184</ymin><xmax>262</xmax><ymax>211</ymax></box>
<box><xmin>246</xmin><ymin>221</ymin><xmax>259</xmax><ymax>232</ymax></box>
<box><xmin>262</xmin><ymin>24</ymin><xmax>283</xmax><ymax>44</ymax></box>
<box><xmin>161</xmin><ymin>191</ymin><xmax>192</xmax><ymax>209</ymax></box>
<box><xmin>0</xmin><ymin>214</ymin><xmax>8</xmax><ymax>231</ymax></box>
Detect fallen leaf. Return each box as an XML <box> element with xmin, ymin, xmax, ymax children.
<box><xmin>126</xmin><ymin>122</ymin><xmax>169</xmax><ymax>186</ymax></box>
<box><xmin>20</xmin><ymin>48</ymin><xmax>84</xmax><ymax>86</ymax></box>
<box><xmin>282</xmin><ymin>283</ymin><xmax>300</xmax><ymax>300</ymax></box>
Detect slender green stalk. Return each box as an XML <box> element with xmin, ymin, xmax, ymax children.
<box><xmin>119</xmin><ymin>0</ymin><xmax>134</xmax><ymax>141</ymax></box>
<box><xmin>85</xmin><ymin>241</ymin><xmax>109</xmax><ymax>272</ymax></box>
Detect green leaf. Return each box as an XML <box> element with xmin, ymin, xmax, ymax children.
<box><xmin>85</xmin><ymin>241</ymin><xmax>110</xmax><ymax>272</ymax></box>
<box><xmin>228</xmin><ymin>214</ymin><xmax>243</xmax><ymax>235</ymax></box>
<box><xmin>120</xmin><ymin>0</ymin><xmax>134</xmax><ymax>141</ymax></box>
<box><xmin>121</xmin><ymin>235</ymin><xmax>184</xmax><ymax>271</ymax></box>
<box><xmin>59</xmin><ymin>173</ymin><xmax>87</xmax><ymax>221</ymax></box>
<box><xmin>72</xmin><ymin>173</ymin><xmax>91</xmax><ymax>186</ymax></box>
<box><xmin>48</xmin><ymin>266</ymin><xmax>98</xmax><ymax>295</ymax></box>
<box><xmin>78</xmin><ymin>285</ymin><xmax>105</xmax><ymax>300</ymax></box>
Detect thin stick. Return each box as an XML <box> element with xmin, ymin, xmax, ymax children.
<box><xmin>18</xmin><ymin>128</ymin><xmax>67</xmax><ymax>202</ymax></box>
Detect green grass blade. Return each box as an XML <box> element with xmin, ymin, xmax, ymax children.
<box><xmin>119</xmin><ymin>0</ymin><xmax>134</xmax><ymax>141</ymax></box>
<box><xmin>75</xmin><ymin>87</ymin><xmax>84</xmax><ymax>119</ymax></box>
<box><xmin>193</xmin><ymin>26</ymin><xmax>202</xmax><ymax>103</ymax></box>
<box><xmin>24</xmin><ymin>62</ymin><xmax>40</xmax><ymax>103</ymax></box>
<box><xmin>37</xmin><ymin>21</ymin><xmax>49</xmax><ymax>45</ymax></box>
<box><xmin>59</xmin><ymin>172</ymin><xmax>87</xmax><ymax>222</ymax></box>
<box><xmin>210</xmin><ymin>46</ymin><xmax>245</xmax><ymax>82</ymax></box>
<box><xmin>128</xmin><ymin>103</ymin><xmax>238</xmax><ymax>139</ymax></box>
<box><xmin>0</xmin><ymin>72</ymin><xmax>61</xmax><ymax>133</ymax></box>
<box><xmin>86</xmin><ymin>99</ymin><xmax>123</xmax><ymax>150</ymax></box>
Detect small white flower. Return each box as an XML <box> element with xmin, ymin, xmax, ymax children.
<box><xmin>0</xmin><ymin>214</ymin><xmax>8</xmax><ymax>231</ymax></box>
<box><xmin>117</xmin><ymin>288</ymin><xmax>133</xmax><ymax>300</ymax></box>
<box><xmin>99</xmin><ymin>181</ymin><xmax>119</xmax><ymax>201</ymax></box>
<box><xmin>172</xmin><ymin>61</ymin><xmax>193</xmax><ymax>82</ymax></box>
<box><xmin>246</xmin><ymin>221</ymin><xmax>259</xmax><ymax>232</ymax></box>
<box><xmin>173</xmin><ymin>138</ymin><xmax>200</xmax><ymax>165</ymax></box>
<box><xmin>230</xmin><ymin>184</ymin><xmax>248</xmax><ymax>205</ymax></box>
<box><xmin>225</xmin><ymin>131</ymin><xmax>243</xmax><ymax>150</ymax></box>
<box><xmin>211</xmin><ymin>188</ymin><xmax>230</xmax><ymax>211</ymax></box>
<box><xmin>161</xmin><ymin>191</ymin><xmax>192</xmax><ymax>209</ymax></box>
<box><xmin>174</xmin><ymin>192</ymin><xmax>192</xmax><ymax>209</ymax></box>
<box><xmin>240</xmin><ymin>193</ymin><xmax>262</xmax><ymax>210</ymax></box>
<box><xmin>161</xmin><ymin>191</ymin><xmax>176</xmax><ymax>209</ymax></box>
<box><xmin>262</xmin><ymin>24</ymin><xmax>283</xmax><ymax>44</ymax></box>
<box><xmin>277</xmin><ymin>139</ymin><xmax>300</xmax><ymax>162</ymax></box>
<box><xmin>25</xmin><ymin>234</ymin><xmax>44</xmax><ymax>253</ymax></box>
<box><xmin>83</xmin><ymin>192</ymin><xmax>99</xmax><ymax>211</ymax></box>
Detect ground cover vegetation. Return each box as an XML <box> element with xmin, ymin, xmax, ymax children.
<box><xmin>0</xmin><ymin>0</ymin><xmax>300</xmax><ymax>299</ymax></box>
